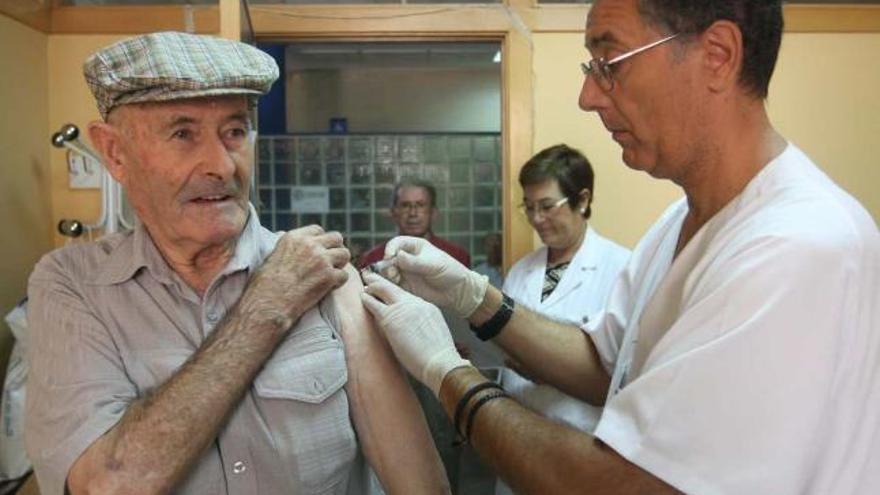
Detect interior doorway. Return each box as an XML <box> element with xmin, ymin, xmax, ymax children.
<box><xmin>254</xmin><ymin>40</ymin><xmax>503</xmax><ymax>270</ymax></box>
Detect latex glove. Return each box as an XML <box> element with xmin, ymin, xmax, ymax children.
<box><xmin>380</xmin><ymin>236</ymin><xmax>488</xmax><ymax>319</ymax></box>
<box><xmin>361</xmin><ymin>272</ymin><xmax>472</xmax><ymax>396</ymax></box>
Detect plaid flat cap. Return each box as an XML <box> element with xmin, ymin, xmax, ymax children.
<box><xmin>84</xmin><ymin>31</ymin><xmax>279</xmax><ymax>119</ymax></box>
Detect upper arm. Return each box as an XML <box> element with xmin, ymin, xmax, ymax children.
<box><xmin>321</xmin><ymin>264</ymin><xmax>449</xmax><ymax>494</ymax></box>
<box><xmin>321</xmin><ymin>265</ymin><xmax>399</xmax><ymax>374</ymax></box>
<box><xmin>26</xmin><ymin>259</ymin><xmax>136</xmax><ymax>495</ymax></box>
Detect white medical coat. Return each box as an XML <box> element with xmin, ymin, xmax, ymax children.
<box><xmin>500</xmin><ymin>227</ymin><xmax>630</xmax><ymax>431</ymax></box>
<box><xmin>495</xmin><ymin>227</ymin><xmax>629</xmax><ymax>495</ymax></box>
<box><xmin>588</xmin><ymin>144</ymin><xmax>880</xmax><ymax>494</ymax></box>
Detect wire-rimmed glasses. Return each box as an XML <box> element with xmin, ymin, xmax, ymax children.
<box><xmin>394</xmin><ymin>201</ymin><xmax>430</xmax><ymax>213</ymax></box>
<box><xmin>518</xmin><ymin>197</ymin><xmax>569</xmax><ymax>220</ymax></box>
<box><xmin>580</xmin><ymin>33</ymin><xmax>679</xmax><ymax>92</ymax></box>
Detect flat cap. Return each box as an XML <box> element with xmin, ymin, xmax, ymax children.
<box><xmin>84</xmin><ymin>31</ymin><xmax>279</xmax><ymax>119</ymax></box>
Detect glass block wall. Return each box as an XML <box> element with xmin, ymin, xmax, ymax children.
<box><xmin>256</xmin><ymin>134</ymin><xmax>502</xmax><ymax>267</ymax></box>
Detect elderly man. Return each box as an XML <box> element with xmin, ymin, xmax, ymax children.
<box><xmin>362</xmin><ymin>1</ymin><xmax>879</xmax><ymax>493</ymax></box>
<box><xmin>25</xmin><ymin>32</ymin><xmax>446</xmax><ymax>495</ymax></box>
<box><xmin>359</xmin><ymin>179</ymin><xmax>469</xmax><ymax>270</ymax></box>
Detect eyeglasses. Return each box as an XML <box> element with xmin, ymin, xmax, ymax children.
<box><xmin>394</xmin><ymin>201</ymin><xmax>430</xmax><ymax>213</ymax></box>
<box><xmin>518</xmin><ymin>197</ymin><xmax>569</xmax><ymax>219</ymax></box>
<box><xmin>580</xmin><ymin>33</ymin><xmax>679</xmax><ymax>92</ymax></box>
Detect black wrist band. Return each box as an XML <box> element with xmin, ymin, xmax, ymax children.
<box><xmin>469</xmin><ymin>293</ymin><xmax>515</xmax><ymax>341</ymax></box>
<box><xmin>464</xmin><ymin>390</ymin><xmax>508</xmax><ymax>442</ymax></box>
<box><xmin>453</xmin><ymin>382</ymin><xmax>504</xmax><ymax>438</ymax></box>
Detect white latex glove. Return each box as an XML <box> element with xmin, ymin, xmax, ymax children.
<box><xmin>360</xmin><ymin>272</ymin><xmax>472</xmax><ymax>396</ymax></box>
<box><xmin>380</xmin><ymin>236</ymin><xmax>488</xmax><ymax>319</ymax></box>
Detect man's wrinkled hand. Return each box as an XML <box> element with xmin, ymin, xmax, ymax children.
<box><xmin>240</xmin><ymin>225</ymin><xmax>350</xmax><ymax>331</ymax></box>
<box><xmin>380</xmin><ymin>236</ymin><xmax>489</xmax><ymax>319</ymax></box>
<box><xmin>360</xmin><ymin>272</ymin><xmax>471</xmax><ymax>396</ymax></box>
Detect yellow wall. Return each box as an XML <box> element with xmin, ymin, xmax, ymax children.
<box><xmin>0</xmin><ymin>15</ymin><xmax>51</xmax><ymax>381</ymax></box>
<box><xmin>47</xmin><ymin>35</ymin><xmax>132</xmax><ymax>247</ymax></box>
<box><xmin>531</xmin><ymin>30</ymin><xmax>880</xmax><ymax>250</ymax></box>
<box><xmin>769</xmin><ymin>32</ymin><xmax>880</xmax><ymax>220</ymax></box>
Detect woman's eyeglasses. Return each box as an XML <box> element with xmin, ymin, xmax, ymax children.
<box><xmin>518</xmin><ymin>197</ymin><xmax>569</xmax><ymax>219</ymax></box>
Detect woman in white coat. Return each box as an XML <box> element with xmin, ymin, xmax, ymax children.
<box><xmin>493</xmin><ymin>145</ymin><xmax>629</xmax><ymax>493</ymax></box>
<box><xmin>500</xmin><ymin>144</ymin><xmax>630</xmax><ymax>463</ymax></box>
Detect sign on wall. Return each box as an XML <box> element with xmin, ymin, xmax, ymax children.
<box><xmin>291</xmin><ymin>186</ymin><xmax>330</xmax><ymax>213</ymax></box>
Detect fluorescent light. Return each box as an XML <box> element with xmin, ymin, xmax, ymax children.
<box><xmin>493</xmin><ymin>50</ymin><xmax>501</xmax><ymax>63</ymax></box>
<box><xmin>297</xmin><ymin>48</ymin><xmax>358</xmax><ymax>55</ymax></box>
<box><xmin>361</xmin><ymin>47</ymin><xmax>425</xmax><ymax>55</ymax></box>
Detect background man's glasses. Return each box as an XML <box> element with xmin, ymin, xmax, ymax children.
<box><xmin>518</xmin><ymin>197</ymin><xmax>568</xmax><ymax>219</ymax></box>
<box><xmin>394</xmin><ymin>202</ymin><xmax>430</xmax><ymax>213</ymax></box>
<box><xmin>580</xmin><ymin>33</ymin><xmax>679</xmax><ymax>92</ymax></box>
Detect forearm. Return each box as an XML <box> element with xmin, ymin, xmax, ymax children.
<box><xmin>469</xmin><ymin>286</ymin><xmax>609</xmax><ymax>404</ymax></box>
<box><xmin>68</xmin><ymin>307</ymin><xmax>288</xmax><ymax>494</ymax></box>
<box><xmin>330</xmin><ymin>267</ymin><xmax>449</xmax><ymax>494</ymax></box>
<box><xmin>439</xmin><ymin>368</ymin><xmax>677</xmax><ymax>495</ymax></box>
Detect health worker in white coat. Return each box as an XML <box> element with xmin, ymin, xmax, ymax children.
<box><xmin>360</xmin><ymin>1</ymin><xmax>880</xmax><ymax>492</ymax></box>
<box><xmin>497</xmin><ymin>144</ymin><xmax>629</xmax><ymax>495</ymax></box>
<box><xmin>502</xmin><ymin>144</ymin><xmax>629</xmax><ymax>429</ymax></box>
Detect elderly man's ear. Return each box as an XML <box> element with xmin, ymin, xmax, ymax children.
<box><xmin>88</xmin><ymin>119</ymin><xmax>128</xmax><ymax>184</ymax></box>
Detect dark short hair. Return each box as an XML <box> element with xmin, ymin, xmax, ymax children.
<box><xmin>391</xmin><ymin>179</ymin><xmax>437</xmax><ymax>208</ymax></box>
<box><xmin>637</xmin><ymin>0</ymin><xmax>783</xmax><ymax>99</ymax></box>
<box><xmin>519</xmin><ymin>144</ymin><xmax>594</xmax><ymax>219</ymax></box>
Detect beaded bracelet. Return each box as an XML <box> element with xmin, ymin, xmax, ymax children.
<box><xmin>464</xmin><ymin>390</ymin><xmax>509</xmax><ymax>442</ymax></box>
<box><xmin>453</xmin><ymin>382</ymin><xmax>504</xmax><ymax>439</ymax></box>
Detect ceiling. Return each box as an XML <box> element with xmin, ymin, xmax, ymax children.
<box><xmin>284</xmin><ymin>41</ymin><xmax>501</xmax><ymax>70</ymax></box>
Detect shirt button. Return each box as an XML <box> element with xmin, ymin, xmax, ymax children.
<box><xmin>232</xmin><ymin>460</ymin><xmax>246</xmax><ymax>474</ymax></box>
<box><xmin>207</xmin><ymin>311</ymin><xmax>220</xmax><ymax>323</ymax></box>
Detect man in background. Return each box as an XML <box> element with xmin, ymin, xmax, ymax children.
<box><xmin>359</xmin><ymin>179</ymin><xmax>469</xmax><ymax>269</ymax></box>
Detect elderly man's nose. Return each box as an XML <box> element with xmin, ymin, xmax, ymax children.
<box><xmin>201</xmin><ymin>135</ymin><xmax>237</xmax><ymax>178</ymax></box>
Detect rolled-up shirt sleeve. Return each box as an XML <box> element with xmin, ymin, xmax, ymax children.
<box><xmin>581</xmin><ymin>255</ymin><xmax>638</xmax><ymax>377</ymax></box>
<box><xmin>25</xmin><ymin>254</ymin><xmax>136</xmax><ymax>495</ymax></box>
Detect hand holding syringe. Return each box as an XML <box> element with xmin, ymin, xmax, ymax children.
<box><xmin>362</xmin><ymin>257</ymin><xmax>399</xmax><ymax>284</ymax></box>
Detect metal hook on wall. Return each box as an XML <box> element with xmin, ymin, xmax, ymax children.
<box><xmin>51</xmin><ymin>123</ymin><xmax>133</xmax><ymax>238</ymax></box>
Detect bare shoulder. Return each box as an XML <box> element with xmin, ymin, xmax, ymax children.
<box><xmin>327</xmin><ymin>265</ymin><xmax>366</xmax><ymax>313</ymax></box>
<box><xmin>321</xmin><ymin>264</ymin><xmax>370</xmax><ymax>340</ymax></box>
<box><xmin>337</xmin><ymin>264</ymin><xmax>364</xmax><ymax>294</ymax></box>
